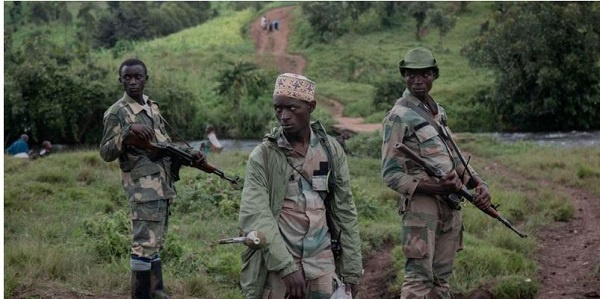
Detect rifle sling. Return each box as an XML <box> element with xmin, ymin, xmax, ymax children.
<box><xmin>403</xmin><ymin>101</ymin><xmax>470</xmax><ymax>174</ymax></box>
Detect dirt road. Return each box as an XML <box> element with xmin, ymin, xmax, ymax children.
<box><xmin>251</xmin><ymin>6</ymin><xmax>380</xmax><ymax>135</ymax></box>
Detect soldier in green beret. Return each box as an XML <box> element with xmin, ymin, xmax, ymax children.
<box><xmin>100</xmin><ymin>58</ymin><xmax>205</xmax><ymax>298</ymax></box>
<box><xmin>381</xmin><ymin>48</ymin><xmax>492</xmax><ymax>298</ymax></box>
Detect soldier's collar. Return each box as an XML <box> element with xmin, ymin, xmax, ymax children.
<box><xmin>122</xmin><ymin>92</ymin><xmax>151</xmax><ymax>115</ymax></box>
<box><xmin>275</xmin><ymin>127</ymin><xmax>318</xmax><ymax>150</ymax></box>
<box><xmin>402</xmin><ymin>89</ymin><xmax>438</xmax><ymax>110</ymax></box>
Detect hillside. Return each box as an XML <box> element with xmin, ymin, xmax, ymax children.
<box><xmin>91</xmin><ymin>2</ymin><xmax>497</xmax><ymax>134</ymax></box>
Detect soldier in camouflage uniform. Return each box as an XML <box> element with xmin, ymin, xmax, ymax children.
<box><xmin>238</xmin><ymin>73</ymin><xmax>363</xmax><ymax>299</ymax></box>
<box><xmin>381</xmin><ymin>48</ymin><xmax>492</xmax><ymax>299</ymax></box>
<box><xmin>100</xmin><ymin>58</ymin><xmax>205</xmax><ymax>299</ymax></box>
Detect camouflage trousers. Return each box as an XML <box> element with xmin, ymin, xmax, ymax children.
<box><xmin>129</xmin><ymin>199</ymin><xmax>171</xmax><ymax>270</ymax></box>
<box><xmin>400</xmin><ymin>194</ymin><xmax>462</xmax><ymax>299</ymax></box>
<box><xmin>262</xmin><ymin>261</ymin><xmax>338</xmax><ymax>299</ymax></box>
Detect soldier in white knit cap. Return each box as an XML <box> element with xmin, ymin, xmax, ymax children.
<box><xmin>238</xmin><ymin>73</ymin><xmax>363</xmax><ymax>299</ymax></box>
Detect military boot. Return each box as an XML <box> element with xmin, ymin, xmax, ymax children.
<box><xmin>151</xmin><ymin>260</ymin><xmax>170</xmax><ymax>299</ymax></box>
<box><xmin>131</xmin><ymin>270</ymin><xmax>152</xmax><ymax>299</ymax></box>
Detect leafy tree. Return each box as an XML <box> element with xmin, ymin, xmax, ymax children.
<box><xmin>347</xmin><ymin>2</ymin><xmax>372</xmax><ymax>21</ymax></box>
<box><xmin>215</xmin><ymin>61</ymin><xmax>270</xmax><ymax>137</ymax></box>
<box><xmin>6</xmin><ymin>1</ymin><xmax>24</xmax><ymax>26</ymax></box>
<box><xmin>301</xmin><ymin>2</ymin><xmax>348</xmax><ymax>42</ymax></box>
<box><xmin>76</xmin><ymin>2</ymin><xmax>97</xmax><ymax>45</ymax></box>
<box><xmin>408</xmin><ymin>2</ymin><xmax>434</xmax><ymax>41</ymax></box>
<box><xmin>462</xmin><ymin>2</ymin><xmax>600</xmax><ymax>131</ymax></box>
<box><xmin>428</xmin><ymin>9</ymin><xmax>457</xmax><ymax>48</ymax></box>
<box><xmin>375</xmin><ymin>2</ymin><xmax>407</xmax><ymax>28</ymax></box>
<box><xmin>145</xmin><ymin>80</ymin><xmax>200</xmax><ymax>141</ymax></box>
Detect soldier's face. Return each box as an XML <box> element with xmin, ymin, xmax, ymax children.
<box><xmin>405</xmin><ymin>69</ymin><xmax>434</xmax><ymax>99</ymax></box>
<box><xmin>273</xmin><ymin>95</ymin><xmax>315</xmax><ymax>136</ymax></box>
<box><xmin>119</xmin><ymin>65</ymin><xmax>147</xmax><ymax>101</ymax></box>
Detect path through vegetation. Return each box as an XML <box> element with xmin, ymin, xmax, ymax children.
<box><xmin>251</xmin><ymin>6</ymin><xmax>379</xmax><ymax>135</ymax></box>
<box><xmin>482</xmin><ymin>162</ymin><xmax>600</xmax><ymax>299</ymax></box>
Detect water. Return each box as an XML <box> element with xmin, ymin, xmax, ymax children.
<box><xmin>484</xmin><ymin>130</ymin><xmax>600</xmax><ymax>148</ymax></box>
<box><xmin>53</xmin><ymin>131</ymin><xmax>600</xmax><ymax>152</ymax></box>
<box><xmin>188</xmin><ymin>139</ymin><xmax>261</xmax><ymax>152</ymax></box>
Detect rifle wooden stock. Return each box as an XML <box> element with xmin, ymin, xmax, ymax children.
<box><xmin>394</xmin><ymin>143</ymin><xmax>527</xmax><ymax>238</ymax></box>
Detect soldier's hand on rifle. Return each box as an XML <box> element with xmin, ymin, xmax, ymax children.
<box><xmin>124</xmin><ymin>124</ymin><xmax>154</xmax><ymax>147</ymax></box>
<box><xmin>473</xmin><ymin>183</ymin><xmax>492</xmax><ymax>210</ymax></box>
<box><xmin>282</xmin><ymin>270</ymin><xmax>306</xmax><ymax>299</ymax></box>
<box><xmin>190</xmin><ymin>151</ymin><xmax>206</xmax><ymax>169</ymax></box>
<box><xmin>130</xmin><ymin>124</ymin><xmax>154</xmax><ymax>140</ymax></box>
<box><xmin>437</xmin><ymin>171</ymin><xmax>463</xmax><ymax>195</ymax></box>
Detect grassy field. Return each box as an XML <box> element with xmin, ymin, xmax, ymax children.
<box><xmin>4</xmin><ymin>137</ymin><xmax>600</xmax><ymax>298</ymax></box>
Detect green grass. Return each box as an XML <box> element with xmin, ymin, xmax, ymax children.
<box><xmin>3</xmin><ymin>148</ymin><xmax>396</xmax><ymax>297</ymax></box>
<box><xmin>5</xmin><ymin>134</ymin><xmax>599</xmax><ymax>297</ymax></box>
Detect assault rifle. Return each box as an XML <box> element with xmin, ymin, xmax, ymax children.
<box><xmin>129</xmin><ymin>138</ymin><xmax>240</xmax><ymax>186</ymax></box>
<box><xmin>395</xmin><ymin>143</ymin><xmax>527</xmax><ymax>238</ymax></box>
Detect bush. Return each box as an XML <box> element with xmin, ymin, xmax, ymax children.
<box><xmin>83</xmin><ymin>209</ymin><xmax>130</xmax><ymax>261</ymax></box>
<box><xmin>346</xmin><ymin>131</ymin><xmax>382</xmax><ymax>159</ymax></box>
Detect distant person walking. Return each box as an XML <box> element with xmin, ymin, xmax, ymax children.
<box><xmin>273</xmin><ymin>19</ymin><xmax>279</xmax><ymax>31</ymax></box>
<box><xmin>6</xmin><ymin>134</ymin><xmax>30</xmax><ymax>158</ymax></box>
<box><xmin>261</xmin><ymin>15</ymin><xmax>268</xmax><ymax>31</ymax></box>
<box><xmin>205</xmin><ymin>125</ymin><xmax>223</xmax><ymax>153</ymax></box>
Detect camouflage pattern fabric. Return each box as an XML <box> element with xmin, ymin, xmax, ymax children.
<box><xmin>400</xmin><ymin>193</ymin><xmax>462</xmax><ymax>299</ymax></box>
<box><xmin>100</xmin><ymin>92</ymin><xmax>179</xmax><ymax>203</ymax></box>
<box><xmin>381</xmin><ymin>90</ymin><xmax>469</xmax><ymax>298</ymax></box>
<box><xmin>263</xmin><ymin>261</ymin><xmax>337</xmax><ymax>299</ymax></box>
<box><xmin>277</xmin><ymin>128</ymin><xmax>336</xmax><ymax>280</ymax></box>
<box><xmin>100</xmin><ymin>93</ymin><xmax>195</xmax><ymax>261</ymax></box>
<box><xmin>131</xmin><ymin>199</ymin><xmax>170</xmax><ymax>259</ymax></box>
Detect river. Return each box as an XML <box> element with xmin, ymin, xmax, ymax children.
<box><xmin>484</xmin><ymin>130</ymin><xmax>600</xmax><ymax>148</ymax></box>
<box><xmin>54</xmin><ymin>131</ymin><xmax>600</xmax><ymax>153</ymax></box>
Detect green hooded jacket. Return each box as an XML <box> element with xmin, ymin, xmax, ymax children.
<box><xmin>238</xmin><ymin>122</ymin><xmax>363</xmax><ymax>299</ymax></box>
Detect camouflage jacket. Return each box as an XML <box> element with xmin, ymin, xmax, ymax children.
<box><xmin>99</xmin><ymin>93</ymin><xmax>195</xmax><ymax>203</ymax></box>
<box><xmin>238</xmin><ymin>122</ymin><xmax>363</xmax><ymax>299</ymax></box>
<box><xmin>381</xmin><ymin>90</ymin><xmax>477</xmax><ymax>203</ymax></box>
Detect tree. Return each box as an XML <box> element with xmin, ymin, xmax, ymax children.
<box><xmin>301</xmin><ymin>2</ymin><xmax>348</xmax><ymax>42</ymax></box>
<box><xmin>428</xmin><ymin>9</ymin><xmax>457</xmax><ymax>48</ymax></box>
<box><xmin>462</xmin><ymin>2</ymin><xmax>600</xmax><ymax>131</ymax></box>
<box><xmin>215</xmin><ymin>61</ymin><xmax>270</xmax><ymax>137</ymax></box>
<box><xmin>408</xmin><ymin>2</ymin><xmax>434</xmax><ymax>41</ymax></box>
<box><xmin>76</xmin><ymin>2</ymin><xmax>97</xmax><ymax>45</ymax></box>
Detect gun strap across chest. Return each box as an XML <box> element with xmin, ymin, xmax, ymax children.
<box><xmin>283</xmin><ymin>132</ymin><xmax>342</xmax><ymax>259</ymax></box>
<box><xmin>403</xmin><ymin>100</ymin><xmax>475</xmax><ymax>180</ymax></box>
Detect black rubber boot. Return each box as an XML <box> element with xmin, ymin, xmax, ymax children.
<box><xmin>131</xmin><ymin>270</ymin><xmax>152</xmax><ymax>299</ymax></box>
<box><xmin>151</xmin><ymin>260</ymin><xmax>170</xmax><ymax>299</ymax></box>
